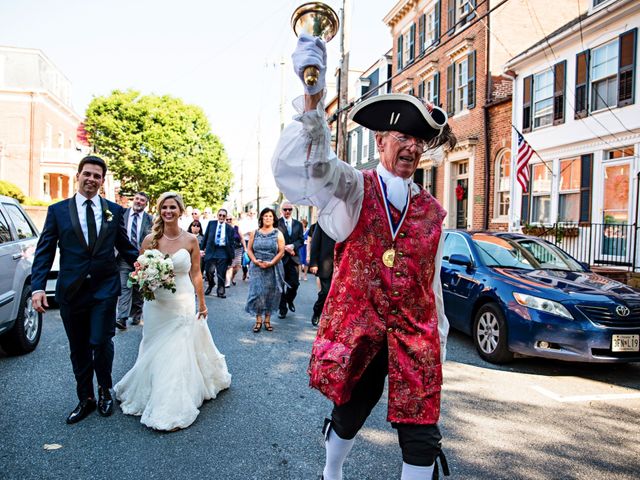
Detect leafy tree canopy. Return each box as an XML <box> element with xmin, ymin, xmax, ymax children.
<box><xmin>84</xmin><ymin>89</ymin><xmax>232</xmax><ymax>208</ymax></box>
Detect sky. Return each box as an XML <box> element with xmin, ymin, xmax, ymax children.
<box><xmin>0</xmin><ymin>0</ymin><xmax>392</xmax><ymax>209</ymax></box>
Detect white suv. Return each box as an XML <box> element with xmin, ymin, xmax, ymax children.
<box><xmin>0</xmin><ymin>195</ymin><xmax>43</xmax><ymax>355</ymax></box>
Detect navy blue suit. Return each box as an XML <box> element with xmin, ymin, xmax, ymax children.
<box><xmin>31</xmin><ymin>195</ymin><xmax>138</xmax><ymax>400</ymax></box>
<box><xmin>202</xmin><ymin>220</ymin><xmax>235</xmax><ymax>297</ymax></box>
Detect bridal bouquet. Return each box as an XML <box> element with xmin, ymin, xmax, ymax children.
<box><xmin>128</xmin><ymin>249</ymin><xmax>176</xmax><ymax>301</ymax></box>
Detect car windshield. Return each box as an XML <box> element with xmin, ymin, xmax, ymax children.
<box><xmin>471</xmin><ymin>234</ymin><xmax>584</xmax><ymax>271</ymax></box>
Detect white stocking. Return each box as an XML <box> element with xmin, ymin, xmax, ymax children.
<box><xmin>400</xmin><ymin>462</ymin><xmax>434</xmax><ymax>480</ymax></box>
<box><xmin>322</xmin><ymin>429</ymin><xmax>355</xmax><ymax>480</ymax></box>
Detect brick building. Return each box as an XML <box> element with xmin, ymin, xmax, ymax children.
<box><xmin>380</xmin><ymin>0</ymin><xmax>579</xmax><ymax>230</ymax></box>
<box><xmin>0</xmin><ymin>46</ymin><xmax>99</xmax><ymax>202</ymax></box>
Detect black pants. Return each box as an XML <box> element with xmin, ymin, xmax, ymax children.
<box><xmin>279</xmin><ymin>259</ymin><xmax>300</xmax><ymax>312</ymax></box>
<box><xmin>206</xmin><ymin>255</ymin><xmax>230</xmax><ymax>296</ymax></box>
<box><xmin>60</xmin><ymin>284</ymin><xmax>118</xmax><ymax>401</ymax></box>
<box><xmin>313</xmin><ymin>277</ymin><xmax>332</xmax><ymax>317</ymax></box>
<box><xmin>330</xmin><ymin>346</ymin><xmax>442</xmax><ymax>467</ymax></box>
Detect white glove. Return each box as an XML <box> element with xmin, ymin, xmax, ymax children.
<box><xmin>291</xmin><ymin>33</ymin><xmax>327</xmax><ymax>95</ymax></box>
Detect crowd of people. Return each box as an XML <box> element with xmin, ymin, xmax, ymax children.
<box><xmin>29</xmin><ymin>29</ymin><xmax>457</xmax><ymax>480</ymax></box>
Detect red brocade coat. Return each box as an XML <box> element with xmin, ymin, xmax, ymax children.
<box><xmin>308</xmin><ymin>170</ymin><xmax>447</xmax><ymax>424</ymax></box>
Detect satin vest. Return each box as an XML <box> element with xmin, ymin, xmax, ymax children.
<box><xmin>308</xmin><ymin>169</ymin><xmax>447</xmax><ymax>424</ymax></box>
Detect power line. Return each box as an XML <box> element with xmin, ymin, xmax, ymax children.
<box><xmin>329</xmin><ymin>0</ymin><xmax>510</xmax><ymax>120</ymax></box>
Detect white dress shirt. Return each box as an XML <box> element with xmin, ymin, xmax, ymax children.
<box><xmin>215</xmin><ymin>221</ymin><xmax>226</xmax><ymax>246</ymax></box>
<box><xmin>271</xmin><ymin>95</ymin><xmax>449</xmax><ymax>362</ymax></box>
<box><xmin>75</xmin><ymin>193</ymin><xmax>102</xmax><ymax>246</ymax></box>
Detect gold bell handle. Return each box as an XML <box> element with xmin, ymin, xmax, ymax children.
<box><xmin>303</xmin><ymin>65</ymin><xmax>319</xmax><ymax>86</ymax></box>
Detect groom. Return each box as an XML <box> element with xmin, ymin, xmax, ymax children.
<box><xmin>31</xmin><ymin>156</ymin><xmax>139</xmax><ymax>424</ymax></box>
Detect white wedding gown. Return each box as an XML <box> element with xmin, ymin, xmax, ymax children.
<box><xmin>114</xmin><ymin>248</ymin><xmax>231</xmax><ymax>431</ymax></box>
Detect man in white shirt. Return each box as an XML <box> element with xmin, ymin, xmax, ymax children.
<box><xmin>272</xmin><ymin>34</ymin><xmax>456</xmax><ymax>480</ymax></box>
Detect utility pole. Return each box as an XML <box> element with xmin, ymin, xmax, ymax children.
<box><xmin>256</xmin><ymin>116</ymin><xmax>261</xmax><ymax>213</ymax></box>
<box><xmin>336</xmin><ymin>0</ymin><xmax>351</xmax><ymax>162</ymax></box>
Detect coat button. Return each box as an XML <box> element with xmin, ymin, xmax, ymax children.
<box><xmin>393</xmin><ymin>291</ymin><xmax>399</xmax><ymax>296</ymax></box>
<box><xmin>387</xmin><ymin>327</ymin><xmax>393</xmax><ymax>332</ymax></box>
<box><xmin>399</xmin><ymin>232</ymin><xmax>406</xmax><ymax>238</ymax></box>
<box><xmin>391</xmin><ymin>309</ymin><xmax>398</xmax><ymax>315</ymax></box>
<box><xmin>395</xmin><ymin>271</ymin><xmax>402</xmax><ymax>277</ymax></box>
<box><xmin>397</xmin><ymin>251</ymin><xmax>404</xmax><ymax>257</ymax></box>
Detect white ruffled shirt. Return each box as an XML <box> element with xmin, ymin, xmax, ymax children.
<box><xmin>271</xmin><ymin>95</ymin><xmax>450</xmax><ymax>362</ymax></box>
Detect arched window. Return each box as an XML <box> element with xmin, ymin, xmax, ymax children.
<box><xmin>494</xmin><ymin>150</ymin><xmax>510</xmax><ymax>219</ymax></box>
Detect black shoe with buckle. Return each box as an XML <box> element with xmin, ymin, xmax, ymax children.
<box><xmin>66</xmin><ymin>398</ymin><xmax>96</xmax><ymax>424</ymax></box>
<box><xmin>115</xmin><ymin>318</ymin><xmax>127</xmax><ymax>330</ymax></box>
<box><xmin>97</xmin><ymin>387</ymin><xmax>114</xmax><ymax>417</ymax></box>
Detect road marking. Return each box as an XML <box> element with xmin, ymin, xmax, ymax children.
<box><xmin>531</xmin><ymin>385</ymin><xmax>640</xmax><ymax>403</ymax></box>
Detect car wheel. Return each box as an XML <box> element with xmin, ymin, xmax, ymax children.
<box><xmin>0</xmin><ymin>285</ymin><xmax>42</xmax><ymax>355</ymax></box>
<box><xmin>473</xmin><ymin>303</ymin><xmax>513</xmax><ymax>364</ymax></box>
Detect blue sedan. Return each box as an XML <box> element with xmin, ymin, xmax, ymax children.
<box><xmin>440</xmin><ymin>231</ymin><xmax>640</xmax><ymax>364</ymax></box>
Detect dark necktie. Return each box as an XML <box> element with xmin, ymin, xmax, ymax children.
<box><xmin>85</xmin><ymin>200</ymin><xmax>97</xmax><ymax>250</ymax></box>
<box><xmin>130</xmin><ymin>212</ymin><xmax>139</xmax><ymax>247</ymax></box>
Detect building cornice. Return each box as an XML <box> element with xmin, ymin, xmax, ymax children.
<box><xmin>384</xmin><ymin>0</ymin><xmax>417</xmax><ymax>28</ymax></box>
<box><xmin>417</xmin><ymin>60</ymin><xmax>439</xmax><ymax>79</ymax></box>
<box><xmin>446</xmin><ymin>38</ymin><xmax>475</xmax><ymax>61</ymax></box>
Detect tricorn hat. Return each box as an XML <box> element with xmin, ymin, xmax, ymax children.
<box><xmin>348</xmin><ymin>93</ymin><xmax>448</xmax><ymax>142</ymax></box>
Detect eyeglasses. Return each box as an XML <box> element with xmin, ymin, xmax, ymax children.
<box><xmin>218</xmin><ymin>214</ymin><xmax>226</xmax><ymax>218</ymax></box>
<box><xmin>388</xmin><ymin>133</ymin><xmax>427</xmax><ymax>153</ymax></box>
<box><xmin>282</xmin><ymin>208</ymin><xmax>293</xmax><ymax>212</ymax></box>
<box><xmin>192</xmin><ymin>212</ymin><xmax>198</xmax><ymax>215</ymax></box>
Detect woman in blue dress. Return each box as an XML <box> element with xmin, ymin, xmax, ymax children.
<box><xmin>245</xmin><ymin>207</ymin><xmax>285</xmax><ymax>333</ymax></box>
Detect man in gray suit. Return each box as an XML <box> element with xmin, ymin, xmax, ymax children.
<box><xmin>116</xmin><ymin>192</ymin><xmax>153</xmax><ymax>330</ymax></box>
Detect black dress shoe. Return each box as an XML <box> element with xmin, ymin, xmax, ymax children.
<box><xmin>66</xmin><ymin>398</ymin><xmax>96</xmax><ymax>424</ymax></box>
<box><xmin>205</xmin><ymin>286</ymin><xmax>213</xmax><ymax>295</ymax></box>
<box><xmin>311</xmin><ymin>314</ymin><xmax>320</xmax><ymax>326</ymax></box>
<box><xmin>97</xmin><ymin>387</ymin><xmax>114</xmax><ymax>417</ymax></box>
<box><xmin>130</xmin><ymin>318</ymin><xmax>141</xmax><ymax>326</ymax></box>
<box><xmin>217</xmin><ymin>293</ymin><xmax>226</xmax><ymax>299</ymax></box>
<box><xmin>278</xmin><ymin>309</ymin><xmax>287</xmax><ymax>319</ymax></box>
<box><xmin>115</xmin><ymin>318</ymin><xmax>127</xmax><ymax>330</ymax></box>
<box><xmin>287</xmin><ymin>301</ymin><xmax>296</xmax><ymax>312</ymax></box>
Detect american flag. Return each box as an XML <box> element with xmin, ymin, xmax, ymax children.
<box><xmin>516</xmin><ymin>131</ymin><xmax>534</xmax><ymax>192</ymax></box>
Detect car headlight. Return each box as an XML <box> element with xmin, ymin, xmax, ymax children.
<box><xmin>513</xmin><ymin>292</ymin><xmax>573</xmax><ymax>319</ymax></box>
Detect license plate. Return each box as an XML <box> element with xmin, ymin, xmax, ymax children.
<box><xmin>612</xmin><ymin>334</ymin><xmax>640</xmax><ymax>352</ymax></box>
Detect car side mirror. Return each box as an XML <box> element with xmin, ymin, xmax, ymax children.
<box><xmin>449</xmin><ymin>253</ymin><xmax>473</xmax><ymax>268</ymax></box>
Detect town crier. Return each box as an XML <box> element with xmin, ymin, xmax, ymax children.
<box><xmin>272</xmin><ymin>34</ymin><xmax>457</xmax><ymax>480</ymax></box>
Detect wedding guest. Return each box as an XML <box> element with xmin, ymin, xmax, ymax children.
<box><xmin>187</xmin><ymin>220</ymin><xmax>205</xmax><ymax>273</ymax></box>
<box><xmin>299</xmin><ymin>218</ymin><xmax>309</xmax><ymax>281</ymax></box>
<box><xmin>225</xmin><ymin>216</ymin><xmax>243</xmax><ymax>287</ymax></box>
<box><xmin>116</xmin><ymin>191</ymin><xmax>153</xmax><ymax>330</ymax></box>
<box><xmin>276</xmin><ymin>201</ymin><xmax>304</xmax><ymax>319</ymax></box>
<box><xmin>245</xmin><ymin>208</ymin><xmax>285</xmax><ymax>333</ymax></box>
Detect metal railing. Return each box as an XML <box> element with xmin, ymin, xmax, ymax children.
<box><xmin>521</xmin><ymin>222</ymin><xmax>639</xmax><ymax>271</ymax></box>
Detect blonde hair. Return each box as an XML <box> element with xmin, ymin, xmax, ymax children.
<box><xmin>150</xmin><ymin>192</ymin><xmax>185</xmax><ymax>248</ymax></box>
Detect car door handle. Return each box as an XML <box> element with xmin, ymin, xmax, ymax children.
<box><xmin>12</xmin><ymin>253</ymin><xmax>22</xmax><ymax>260</ymax></box>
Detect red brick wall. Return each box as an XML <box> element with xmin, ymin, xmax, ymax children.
<box><xmin>388</xmin><ymin>2</ymin><xmax>489</xmax><ymax>230</ymax></box>
<box><xmin>487</xmin><ymin>98</ymin><xmax>512</xmax><ymax>231</ymax></box>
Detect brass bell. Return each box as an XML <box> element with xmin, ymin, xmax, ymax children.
<box><xmin>290</xmin><ymin>2</ymin><xmax>340</xmax><ymax>87</ymax></box>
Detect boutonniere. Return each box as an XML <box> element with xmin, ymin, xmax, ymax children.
<box><xmin>105</xmin><ymin>209</ymin><xmax>113</xmax><ymax>222</ymax></box>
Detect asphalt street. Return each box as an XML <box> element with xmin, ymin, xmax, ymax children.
<box><xmin>1</xmin><ymin>278</ymin><xmax>639</xmax><ymax>480</ymax></box>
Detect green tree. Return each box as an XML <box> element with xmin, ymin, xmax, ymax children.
<box><xmin>84</xmin><ymin>89</ymin><xmax>232</xmax><ymax>208</ymax></box>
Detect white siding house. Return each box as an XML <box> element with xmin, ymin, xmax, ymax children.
<box><xmin>506</xmin><ymin>0</ymin><xmax>640</xmax><ymax>270</ymax></box>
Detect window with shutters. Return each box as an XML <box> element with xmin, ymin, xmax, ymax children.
<box><xmin>558</xmin><ymin>157</ymin><xmax>581</xmax><ymax>222</ymax></box>
<box><xmin>361</xmin><ymin>129</ymin><xmax>369</xmax><ymax>163</ymax></box>
<box><xmin>426</xmin><ymin>5</ymin><xmax>440</xmax><ymax>48</ymax></box>
<box><xmin>402</xmin><ymin>26</ymin><xmax>415</xmax><ymax>68</ymax></box>
<box><xmin>590</xmin><ymin>39</ymin><xmax>618</xmax><ymax>112</ymax></box>
<box><xmin>349</xmin><ymin>131</ymin><xmax>358</xmax><ymax>166</ymax></box>
<box><xmin>533</xmin><ymin>69</ymin><xmax>553</xmax><ymax>128</ymax></box>
<box><xmin>426</xmin><ymin>75</ymin><xmax>439</xmax><ymax>105</ymax></box>
<box><xmin>457</xmin><ymin>58</ymin><xmax>469</xmax><ymax>112</ymax></box>
<box><xmin>494</xmin><ymin>150</ymin><xmax>511</xmax><ymax>219</ymax></box>
<box><xmin>531</xmin><ymin>164</ymin><xmax>552</xmax><ymax>224</ymax></box>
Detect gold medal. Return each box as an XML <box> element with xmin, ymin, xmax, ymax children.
<box><xmin>382</xmin><ymin>248</ymin><xmax>396</xmax><ymax>268</ymax></box>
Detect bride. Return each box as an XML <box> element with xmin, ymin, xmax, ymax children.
<box><xmin>115</xmin><ymin>192</ymin><xmax>231</xmax><ymax>431</ymax></box>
